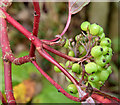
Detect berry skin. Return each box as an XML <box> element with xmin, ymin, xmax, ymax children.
<box><xmin>65</xmin><ymin>61</ymin><xmax>73</xmax><ymax>68</ymax></box>
<box><xmin>64</xmin><ymin>39</ymin><xmax>69</xmax><ymax>48</ymax></box>
<box><xmin>85</xmin><ymin>62</ymin><xmax>98</xmax><ymax>73</ymax></box>
<box><xmin>88</xmin><ymin>74</ymin><xmax>99</xmax><ymax>82</ymax></box>
<box><xmin>81</xmin><ymin>21</ymin><xmax>90</xmax><ymax>31</ymax></box>
<box><xmin>72</xmin><ymin>63</ymin><xmax>80</xmax><ymax>73</ymax></box>
<box><xmin>98</xmin><ymin>33</ymin><xmax>105</xmax><ymax>41</ymax></box>
<box><xmin>99</xmin><ymin>70</ymin><xmax>110</xmax><ymax>81</ymax></box>
<box><xmin>67</xmin><ymin>84</ymin><xmax>78</xmax><ymax>94</ymax></box>
<box><xmin>78</xmin><ymin>45</ymin><xmax>87</xmax><ymax>57</ymax></box>
<box><xmin>91</xmin><ymin>46</ymin><xmax>103</xmax><ymax>58</ymax></box>
<box><xmin>54</xmin><ymin>63</ymin><xmax>65</xmax><ymax>73</ymax></box>
<box><xmin>68</xmin><ymin>50</ymin><xmax>75</xmax><ymax>57</ymax></box>
<box><xmin>95</xmin><ymin>55</ymin><xmax>106</xmax><ymax>67</ymax></box>
<box><xmin>97</xmin><ymin>65</ymin><xmax>102</xmax><ymax>71</ymax></box>
<box><xmin>98</xmin><ymin>27</ymin><xmax>103</xmax><ymax>35</ymax></box>
<box><xmin>90</xmin><ymin>23</ymin><xmax>100</xmax><ymax>35</ymax></box>
<box><xmin>100</xmin><ymin>38</ymin><xmax>111</xmax><ymax>47</ymax></box>
<box><xmin>106</xmin><ymin>66</ymin><xmax>112</xmax><ymax>74</ymax></box>
<box><xmin>108</xmin><ymin>48</ymin><xmax>113</xmax><ymax>55</ymax></box>
<box><xmin>102</xmin><ymin>46</ymin><xmax>109</xmax><ymax>55</ymax></box>
<box><xmin>105</xmin><ymin>54</ymin><xmax>112</xmax><ymax>64</ymax></box>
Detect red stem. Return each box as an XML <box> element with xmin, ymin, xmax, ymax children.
<box><xmin>3</xmin><ymin>62</ymin><xmax>16</xmax><ymax>104</ymax></box>
<box><xmin>0</xmin><ymin>8</ymin><xmax>32</xmax><ymax>39</ymax></box>
<box><xmin>43</xmin><ymin>44</ymin><xmax>81</xmax><ymax>62</ymax></box>
<box><xmin>3</xmin><ymin>54</ymin><xmax>35</xmax><ymax>65</ymax></box>
<box><xmin>0</xmin><ymin>12</ymin><xmax>16</xmax><ymax>104</ymax></box>
<box><xmin>29</xmin><ymin>1</ymin><xmax>40</xmax><ymax>57</ymax></box>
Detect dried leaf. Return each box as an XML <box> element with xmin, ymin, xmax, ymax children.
<box><xmin>13</xmin><ymin>80</ymin><xmax>36</xmax><ymax>103</ymax></box>
<box><xmin>70</xmin><ymin>0</ymin><xmax>90</xmax><ymax>14</ymax></box>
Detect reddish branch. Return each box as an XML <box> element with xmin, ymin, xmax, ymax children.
<box><xmin>0</xmin><ymin>10</ymin><xmax>16</xmax><ymax>104</ymax></box>
<box><xmin>29</xmin><ymin>1</ymin><xmax>40</xmax><ymax>57</ymax></box>
<box><xmin>3</xmin><ymin>53</ymin><xmax>35</xmax><ymax>65</ymax></box>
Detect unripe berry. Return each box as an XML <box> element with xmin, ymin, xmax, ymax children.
<box><xmin>88</xmin><ymin>74</ymin><xmax>99</xmax><ymax>82</ymax></box>
<box><xmin>102</xmin><ymin>46</ymin><xmax>109</xmax><ymax>55</ymax></box>
<box><xmin>65</xmin><ymin>61</ymin><xmax>73</xmax><ymax>69</ymax></box>
<box><xmin>99</xmin><ymin>70</ymin><xmax>110</xmax><ymax>81</ymax></box>
<box><xmin>97</xmin><ymin>65</ymin><xmax>102</xmax><ymax>71</ymax></box>
<box><xmin>95</xmin><ymin>55</ymin><xmax>106</xmax><ymax>67</ymax></box>
<box><xmin>98</xmin><ymin>27</ymin><xmax>103</xmax><ymax>35</ymax></box>
<box><xmin>100</xmin><ymin>38</ymin><xmax>111</xmax><ymax>47</ymax></box>
<box><xmin>85</xmin><ymin>62</ymin><xmax>98</xmax><ymax>73</ymax></box>
<box><xmin>98</xmin><ymin>33</ymin><xmax>105</xmax><ymax>41</ymax></box>
<box><xmin>106</xmin><ymin>66</ymin><xmax>112</xmax><ymax>74</ymax></box>
<box><xmin>105</xmin><ymin>54</ymin><xmax>112</xmax><ymax>63</ymax></box>
<box><xmin>81</xmin><ymin>21</ymin><xmax>90</xmax><ymax>31</ymax></box>
<box><xmin>90</xmin><ymin>23</ymin><xmax>100</xmax><ymax>35</ymax></box>
<box><xmin>72</xmin><ymin>63</ymin><xmax>80</xmax><ymax>73</ymax></box>
<box><xmin>67</xmin><ymin>84</ymin><xmax>78</xmax><ymax>94</ymax></box>
<box><xmin>68</xmin><ymin>50</ymin><xmax>75</xmax><ymax>57</ymax></box>
<box><xmin>91</xmin><ymin>46</ymin><xmax>103</xmax><ymax>57</ymax></box>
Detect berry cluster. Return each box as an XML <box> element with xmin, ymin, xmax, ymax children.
<box><xmin>54</xmin><ymin>21</ymin><xmax>113</xmax><ymax>94</ymax></box>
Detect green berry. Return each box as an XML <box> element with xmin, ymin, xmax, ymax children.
<box><xmin>68</xmin><ymin>50</ymin><xmax>75</xmax><ymax>57</ymax></box>
<box><xmin>88</xmin><ymin>74</ymin><xmax>99</xmax><ymax>82</ymax></box>
<box><xmin>54</xmin><ymin>63</ymin><xmax>64</xmax><ymax>73</ymax></box>
<box><xmin>72</xmin><ymin>63</ymin><xmax>80</xmax><ymax>73</ymax></box>
<box><xmin>91</xmin><ymin>46</ymin><xmax>103</xmax><ymax>58</ymax></box>
<box><xmin>105</xmin><ymin>54</ymin><xmax>112</xmax><ymax>63</ymax></box>
<box><xmin>65</xmin><ymin>61</ymin><xmax>73</xmax><ymax>68</ymax></box>
<box><xmin>106</xmin><ymin>66</ymin><xmax>112</xmax><ymax>74</ymax></box>
<box><xmin>81</xmin><ymin>21</ymin><xmax>90</xmax><ymax>31</ymax></box>
<box><xmin>98</xmin><ymin>27</ymin><xmax>103</xmax><ymax>35</ymax></box>
<box><xmin>102</xmin><ymin>46</ymin><xmax>109</xmax><ymax>55</ymax></box>
<box><xmin>64</xmin><ymin>39</ymin><xmax>69</xmax><ymax>48</ymax></box>
<box><xmin>87</xmin><ymin>82</ymin><xmax>99</xmax><ymax>89</ymax></box>
<box><xmin>90</xmin><ymin>23</ymin><xmax>100</xmax><ymax>35</ymax></box>
<box><xmin>85</xmin><ymin>62</ymin><xmax>98</xmax><ymax>73</ymax></box>
<box><xmin>98</xmin><ymin>33</ymin><xmax>105</xmax><ymax>41</ymax></box>
<box><xmin>100</xmin><ymin>38</ymin><xmax>111</xmax><ymax>47</ymax></box>
<box><xmin>99</xmin><ymin>70</ymin><xmax>110</xmax><ymax>81</ymax></box>
<box><xmin>95</xmin><ymin>55</ymin><xmax>106</xmax><ymax>67</ymax></box>
<box><xmin>97</xmin><ymin>65</ymin><xmax>102</xmax><ymax>71</ymax></box>
<box><xmin>67</xmin><ymin>84</ymin><xmax>78</xmax><ymax>94</ymax></box>
<box><xmin>78</xmin><ymin>45</ymin><xmax>87</xmax><ymax>57</ymax></box>
<box><xmin>108</xmin><ymin>48</ymin><xmax>113</xmax><ymax>55</ymax></box>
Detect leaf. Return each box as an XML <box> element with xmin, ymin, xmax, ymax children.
<box><xmin>13</xmin><ymin>80</ymin><xmax>36</xmax><ymax>103</ymax></box>
<box><xmin>70</xmin><ymin>0</ymin><xmax>90</xmax><ymax>14</ymax></box>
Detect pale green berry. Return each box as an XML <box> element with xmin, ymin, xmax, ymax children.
<box><xmin>68</xmin><ymin>50</ymin><xmax>75</xmax><ymax>57</ymax></box>
<box><xmin>67</xmin><ymin>84</ymin><xmax>78</xmax><ymax>94</ymax></box>
<box><xmin>91</xmin><ymin>46</ymin><xmax>103</xmax><ymax>58</ymax></box>
<box><xmin>85</xmin><ymin>62</ymin><xmax>98</xmax><ymax>73</ymax></box>
<box><xmin>81</xmin><ymin>21</ymin><xmax>90</xmax><ymax>31</ymax></box>
<box><xmin>90</xmin><ymin>23</ymin><xmax>100</xmax><ymax>35</ymax></box>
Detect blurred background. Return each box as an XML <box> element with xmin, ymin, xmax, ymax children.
<box><xmin>0</xmin><ymin>2</ymin><xmax>119</xmax><ymax>104</ymax></box>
